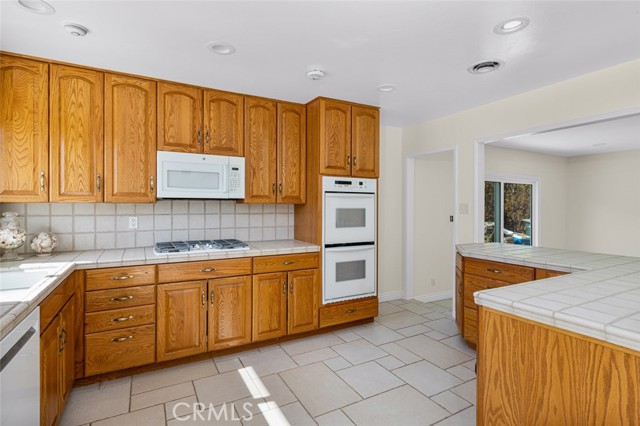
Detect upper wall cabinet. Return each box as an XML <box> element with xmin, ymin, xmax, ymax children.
<box><xmin>307</xmin><ymin>98</ymin><xmax>379</xmax><ymax>178</ymax></box>
<box><xmin>50</xmin><ymin>65</ymin><xmax>104</xmax><ymax>202</ymax></box>
<box><xmin>277</xmin><ymin>102</ymin><xmax>306</xmax><ymax>204</ymax></box>
<box><xmin>204</xmin><ymin>90</ymin><xmax>244</xmax><ymax>156</ymax></box>
<box><xmin>244</xmin><ymin>96</ymin><xmax>277</xmax><ymax>203</ymax></box>
<box><xmin>157</xmin><ymin>82</ymin><xmax>202</xmax><ymax>153</ymax></box>
<box><xmin>0</xmin><ymin>56</ymin><xmax>49</xmax><ymax>202</ymax></box>
<box><xmin>104</xmin><ymin>73</ymin><xmax>157</xmax><ymax>203</ymax></box>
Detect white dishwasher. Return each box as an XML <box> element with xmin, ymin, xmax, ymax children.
<box><xmin>0</xmin><ymin>307</ymin><xmax>40</xmax><ymax>426</ymax></box>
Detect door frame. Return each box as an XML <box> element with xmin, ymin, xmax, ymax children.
<box><xmin>404</xmin><ymin>146</ymin><xmax>458</xmax><ymax>303</ymax></box>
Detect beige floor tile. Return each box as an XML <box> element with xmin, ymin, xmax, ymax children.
<box><xmin>233</xmin><ymin>395</ymin><xmax>266</xmax><ymax>416</ymax></box>
<box><xmin>396</xmin><ymin>324</ymin><xmax>432</xmax><ymax>337</ymax></box>
<box><xmin>433</xmin><ymin>406</ymin><xmax>476</xmax><ymax>425</ymax></box>
<box><xmin>423</xmin><ymin>311</ymin><xmax>448</xmax><ymax>321</ymax></box>
<box><xmin>461</xmin><ymin>359</ymin><xmax>477</xmax><ymax>371</ymax></box>
<box><xmin>336</xmin><ymin>361</ymin><xmax>404</xmax><ymax>398</ymax></box>
<box><xmin>166</xmin><ymin>395</ymin><xmax>199</xmax><ymax>420</ymax></box>
<box><xmin>378</xmin><ymin>302</ymin><xmax>405</xmax><ymax>316</ymax></box>
<box><xmin>315</xmin><ymin>410</ymin><xmax>356</xmax><ymax>426</ymax></box>
<box><xmin>280</xmin><ymin>333</ymin><xmax>345</xmax><ymax>356</ymax></box>
<box><xmin>69</xmin><ymin>383</ymin><xmax>99</xmax><ymax>396</ymax></box>
<box><xmin>440</xmin><ymin>335</ymin><xmax>478</xmax><ymax>357</ymax></box>
<box><xmin>167</xmin><ymin>403</ymin><xmax>244</xmax><ymax>425</ymax></box>
<box><xmin>434</xmin><ymin>299</ymin><xmax>454</xmax><ymax>310</ymax></box>
<box><xmin>377</xmin><ymin>342</ymin><xmax>422</xmax><ymax>364</ymax></box>
<box><xmin>425</xmin><ymin>330</ymin><xmax>450</xmax><ymax>340</ymax></box>
<box><xmin>394</xmin><ymin>360</ymin><xmax>463</xmax><ymax>397</ymax></box>
<box><xmin>98</xmin><ymin>376</ymin><xmax>132</xmax><ymax>389</ymax></box>
<box><xmin>280</xmin><ymin>362</ymin><xmax>361</xmax><ymax>417</ymax></box>
<box><xmin>352</xmin><ymin>324</ymin><xmax>404</xmax><ymax>345</ymax></box>
<box><xmin>292</xmin><ymin>346</ymin><xmax>339</xmax><ymax>366</ymax></box>
<box><xmin>131</xmin><ymin>381</ymin><xmax>195</xmax><ymax>411</ymax></box>
<box><xmin>60</xmin><ymin>382</ymin><xmax>130</xmax><ymax>426</ymax></box>
<box><xmin>331</xmin><ymin>339</ymin><xmax>388</xmax><ymax>365</ymax></box>
<box><xmin>374</xmin><ymin>311</ymin><xmax>427</xmax><ymax>329</ymax></box>
<box><xmin>132</xmin><ymin>359</ymin><xmax>217</xmax><ymax>394</ymax></box>
<box><xmin>431</xmin><ymin>390</ymin><xmax>472</xmax><ymax>414</ymax></box>
<box><xmin>194</xmin><ymin>370</ymin><xmax>254</xmax><ymax>407</ymax></box>
<box><xmin>242</xmin><ymin>401</ymin><xmax>315</xmax><ymax>426</ymax></box>
<box><xmin>216</xmin><ymin>358</ymin><xmax>243</xmax><ymax>373</ymax></box>
<box><xmin>425</xmin><ymin>318</ymin><xmax>461</xmax><ymax>337</ymax></box>
<box><xmin>343</xmin><ymin>385</ymin><xmax>449</xmax><ymax>426</ymax></box>
<box><xmin>375</xmin><ymin>355</ymin><xmax>404</xmax><ymax>370</ymax></box>
<box><xmin>323</xmin><ymin>356</ymin><xmax>352</xmax><ymax>371</ymax></box>
<box><xmin>333</xmin><ymin>330</ymin><xmax>361</xmax><ymax>342</ymax></box>
<box><xmin>91</xmin><ymin>405</ymin><xmax>165</xmax><ymax>426</ymax></box>
<box><xmin>446</xmin><ymin>364</ymin><xmax>476</xmax><ymax>381</ymax></box>
<box><xmin>260</xmin><ymin>374</ymin><xmax>297</xmax><ymax>407</ymax></box>
<box><xmin>239</xmin><ymin>347</ymin><xmax>297</xmax><ymax>376</ymax></box>
<box><xmin>450</xmin><ymin>379</ymin><xmax>477</xmax><ymax>404</ymax></box>
<box><xmin>401</xmin><ymin>303</ymin><xmax>433</xmax><ymax>315</ymax></box>
<box><xmin>396</xmin><ymin>335</ymin><xmax>472</xmax><ymax>369</ymax></box>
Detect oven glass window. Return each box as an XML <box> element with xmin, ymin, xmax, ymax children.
<box><xmin>336</xmin><ymin>208</ymin><xmax>366</xmax><ymax>228</ymax></box>
<box><xmin>336</xmin><ymin>260</ymin><xmax>366</xmax><ymax>282</ymax></box>
<box><xmin>168</xmin><ymin>170</ymin><xmax>220</xmax><ymax>190</ymax></box>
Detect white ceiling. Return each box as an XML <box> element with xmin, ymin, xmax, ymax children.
<box><xmin>2</xmin><ymin>1</ymin><xmax>640</xmax><ymax>127</ymax></box>
<box><xmin>491</xmin><ymin>113</ymin><xmax>640</xmax><ymax>157</ymax></box>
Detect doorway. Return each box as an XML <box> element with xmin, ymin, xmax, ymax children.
<box><xmin>405</xmin><ymin>148</ymin><xmax>457</xmax><ymax>305</ymax></box>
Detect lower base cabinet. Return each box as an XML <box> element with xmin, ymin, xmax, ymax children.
<box><xmin>209</xmin><ymin>276</ymin><xmax>252</xmax><ymax>351</ymax></box>
<box><xmin>84</xmin><ymin>325</ymin><xmax>156</xmax><ymax>376</ymax></box>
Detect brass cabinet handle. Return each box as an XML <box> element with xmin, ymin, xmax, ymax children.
<box><xmin>487</xmin><ymin>269</ymin><xmax>502</xmax><ymax>274</ymax></box>
<box><xmin>353</xmin><ymin>156</ymin><xmax>357</xmax><ymax>166</ymax></box>
<box><xmin>110</xmin><ymin>335</ymin><xmax>133</xmax><ymax>343</ymax></box>
<box><xmin>150</xmin><ymin>176</ymin><xmax>155</xmax><ymax>193</ymax></box>
<box><xmin>202</xmin><ymin>291</ymin><xmax>206</xmax><ymax>308</ymax></box>
<box><xmin>206</xmin><ymin>129</ymin><xmax>210</xmax><ymax>145</ymax></box>
<box><xmin>110</xmin><ymin>274</ymin><xmax>134</xmax><ymax>280</ymax></box>
<box><xmin>197</xmin><ymin>127</ymin><xmax>202</xmax><ymax>145</ymax></box>
<box><xmin>347</xmin><ymin>155</ymin><xmax>351</xmax><ymax>166</ymax></box>
<box><xmin>282</xmin><ymin>261</ymin><xmax>295</xmax><ymax>265</ymax></box>
<box><xmin>290</xmin><ymin>282</ymin><xmax>294</xmax><ymax>294</ymax></box>
<box><xmin>210</xmin><ymin>291</ymin><xmax>214</xmax><ymax>306</ymax></box>
<box><xmin>111</xmin><ymin>316</ymin><xmax>134</xmax><ymax>322</ymax></box>
<box><xmin>110</xmin><ymin>296</ymin><xmax>134</xmax><ymax>302</ymax></box>
<box><xmin>283</xmin><ymin>282</ymin><xmax>287</xmax><ymax>294</ymax></box>
<box><xmin>345</xmin><ymin>309</ymin><xmax>356</xmax><ymax>314</ymax></box>
<box><xmin>272</xmin><ymin>182</ymin><xmax>276</xmax><ymax>194</ymax></box>
<box><xmin>96</xmin><ymin>173</ymin><xmax>101</xmax><ymax>192</ymax></box>
<box><xmin>59</xmin><ymin>328</ymin><xmax>67</xmax><ymax>352</ymax></box>
<box><xmin>40</xmin><ymin>171</ymin><xmax>45</xmax><ymax>192</ymax></box>
<box><xmin>279</xmin><ymin>182</ymin><xmax>283</xmax><ymax>194</ymax></box>
<box><xmin>200</xmin><ymin>268</ymin><xmax>216</xmax><ymax>273</ymax></box>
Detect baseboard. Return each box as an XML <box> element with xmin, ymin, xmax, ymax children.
<box><xmin>413</xmin><ymin>291</ymin><xmax>452</xmax><ymax>303</ymax></box>
<box><xmin>378</xmin><ymin>291</ymin><xmax>404</xmax><ymax>302</ymax></box>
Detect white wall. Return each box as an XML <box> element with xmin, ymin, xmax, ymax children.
<box><xmin>566</xmin><ymin>150</ymin><xmax>640</xmax><ymax>256</ymax></box>
<box><xmin>484</xmin><ymin>146</ymin><xmax>568</xmax><ymax>248</ymax></box>
<box><xmin>378</xmin><ymin>125</ymin><xmax>404</xmax><ymax>299</ymax></box>
<box><xmin>414</xmin><ymin>151</ymin><xmax>454</xmax><ymax>298</ymax></box>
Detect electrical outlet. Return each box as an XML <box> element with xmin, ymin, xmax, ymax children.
<box><xmin>128</xmin><ymin>216</ymin><xmax>138</xmax><ymax>230</ymax></box>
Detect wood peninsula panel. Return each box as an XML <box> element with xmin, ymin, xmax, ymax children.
<box><xmin>104</xmin><ymin>73</ymin><xmax>156</xmax><ymax>203</ymax></box>
<box><xmin>277</xmin><ymin>101</ymin><xmax>306</xmax><ymax>204</ymax></box>
<box><xmin>157</xmin><ymin>82</ymin><xmax>202</xmax><ymax>153</ymax></box>
<box><xmin>351</xmin><ymin>105</ymin><xmax>379</xmax><ymax>178</ymax></box>
<box><xmin>50</xmin><ymin>64</ymin><xmax>104</xmax><ymax>202</ymax></box>
<box><xmin>319</xmin><ymin>99</ymin><xmax>351</xmax><ymax>176</ymax></box>
<box><xmin>0</xmin><ymin>55</ymin><xmax>49</xmax><ymax>202</ymax></box>
<box><xmin>157</xmin><ymin>258</ymin><xmax>252</xmax><ymax>283</ymax></box>
<box><xmin>204</xmin><ymin>89</ymin><xmax>244</xmax><ymax>156</ymax></box>
<box><xmin>477</xmin><ymin>307</ymin><xmax>640</xmax><ymax>426</ymax></box>
<box><xmin>244</xmin><ymin>96</ymin><xmax>277</xmax><ymax>203</ymax></box>
<box><xmin>208</xmin><ymin>275</ymin><xmax>252</xmax><ymax>351</ymax></box>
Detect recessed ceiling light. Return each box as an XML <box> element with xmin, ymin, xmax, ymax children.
<box><xmin>17</xmin><ymin>0</ymin><xmax>54</xmax><ymax>14</ymax></box>
<box><xmin>494</xmin><ymin>17</ymin><xmax>530</xmax><ymax>35</ymax></box>
<box><xmin>206</xmin><ymin>42</ymin><xmax>236</xmax><ymax>55</ymax></box>
<box><xmin>63</xmin><ymin>23</ymin><xmax>89</xmax><ymax>37</ymax></box>
<box><xmin>468</xmin><ymin>60</ymin><xmax>504</xmax><ymax>74</ymax></box>
<box><xmin>377</xmin><ymin>84</ymin><xmax>397</xmax><ymax>93</ymax></box>
<box><xmin>306</xmin><ymin>70</ymin><xmax>325</xmax><ymax>81</ymax></box>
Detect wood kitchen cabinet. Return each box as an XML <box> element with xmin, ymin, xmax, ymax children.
<box><xmin>277</xmin><ymin>102</ymin><xmax>306</xmax><ymax>204</ymax></box>
<box><xmin>244</xmin><ymin>96</ymin><xmax>278</xmax><ymax>203</ymax></box>
<box><xmin>157</xmin><ymin>82</ymin><xmax>203</xmax><ymax>153</ymax></box>
<box><xmin>104</xmin><ymin>73</ymin><xmax>156</xmax><ymax>203</ymax></box>
<box><xmin>49</xmin><ymin>64</ymin><xmax>104</xmax><ymax>202</ymax></box>
<box><xmin>0</xmin><ymin>55</ymin><xmax>49</xmax><ymax>202</ymax></box>
<box><xmin>351</xmin><ymin>105</ymin><xmax>379</xmax><ymax>178</ymax></box>
<box><xmin>252</xmin><ymin>272</ymin><xmax>288</xmax><ymax>341</ymax></box>
<box><xmin>455</xmin><ymin>253</ymin><xmax>464</xmax><ymax>334</ymax></box>
<box><xmin>204</xmin><ymin>89</ymin><xmax>244</xmax><ymax>156</ymax></box>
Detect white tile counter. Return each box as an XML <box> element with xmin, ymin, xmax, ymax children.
<box><xmin>0</xmin><ymin>240</ymin><xmax>319</xmax><ymax>340</ymax></box>
<box><xmin>458</xmin><ymin>243</ymin><xmax>640</xmax><ymax>352</ymax></box>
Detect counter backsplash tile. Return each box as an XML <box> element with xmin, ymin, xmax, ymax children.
<box><xmin>0</xmin><ymin>201</ymin><xmax>295</xmax><ymax>253</ymax></box>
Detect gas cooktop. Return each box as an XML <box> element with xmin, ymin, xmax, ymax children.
<box><xmin>153</xmin><ymin>239</ymin><xmax>249</xmax><ymax>255</ymax></box>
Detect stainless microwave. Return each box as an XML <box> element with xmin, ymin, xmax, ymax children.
<box><xmin>156</xmin><ymin>151</ymin><xmax>245</xmax><ymax>199</ymax></box>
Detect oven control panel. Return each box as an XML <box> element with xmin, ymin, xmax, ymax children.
<box><xmin>323</xmin><ymin>176</ymin><xmax>376</xmax><ymax>193</ymax></box>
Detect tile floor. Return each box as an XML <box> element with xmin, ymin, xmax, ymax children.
<box><xmin>60</xmin><ymin>299</ymin><xmax>476</xmax><ymax>426</ymax></box>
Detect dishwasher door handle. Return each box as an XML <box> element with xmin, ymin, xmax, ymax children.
<box><xmin>0</xmin><ymin>326</ymin><xmax>37</xmax><ymax>373</ymax></box>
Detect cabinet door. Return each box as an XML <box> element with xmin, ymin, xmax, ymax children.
<box><xmin>157</xmin><ymin>281</ymin><xmax>207</xmax><ymax>362</ymax></box>
<box><xmin>0</xmin><ymin>56</ymin><xmax>49</xmax><ymax>202</ymax></box>
<box><xmin>455</xmin><ymin>268</ymin><xmax>463</xmax><ymax>333</ymax></box>
<box><xmin>287</xmin><ymin>269</ymin><xmax>319</xmax><ymax>335</ymax></box>
<box><xmin>319</xmin><ymin>99</ymin><xmax>351</xmax><ymax>176</ymax></box>
<box><xmin>252</xmin><ymin>273</ymin><xmax>287</xmax><ymax>341</ymax></box>
<box><xmin>158</xmin><ymin>82</ymin><xmax>202</xmax><ymax>153</ymax></box>
<box><xmin>58</xmin><ymin>297</ymin><xmax>75</xmax><ymax>406</ymax></box>
<box><xmin>104</xmin><ymin>73</ymin><xmax>156</xmax><ymax>203</ymax></box>
<box><xmin>40</xmin><ymin>317</ymin><xmax>60</xmax><ymax>426</ymax></box>
<box><xmin>50</xmin><ymin>65</ymin><xmax>104</xmax><ymax>202</ymax></box>
<box><xmin>208</xmin><ymin>276</ymin><xmax>252</xmax><ymax>351</ymax></box>
<box><xmin>277</xmin><ymin>102</ymin><xmax>306</xmax><ymax>204</ymax></box>
<box><xmin>351</xmin><ymin>106</ymin><xmax>379</xmax><ymax>178</ymax></box>
<box><xmin>244</xmin><ymin>97</ymin><xmax>277</xmax><ymax>203</ymax></box>
<box><xmin>203</xmin><ymin>90</ymin><xmax>243</xmax><ymax>156</ymax></box>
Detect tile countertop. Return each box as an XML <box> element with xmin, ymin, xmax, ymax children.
<box><xmin>457</xmin><ymin>243</ymin><xmax>640</xmax><ymax>352</ymax></box>
<box><xmin>0</xmin><ymin>240</ymin><xmax>320</xmax><ymax>340</ymax></box>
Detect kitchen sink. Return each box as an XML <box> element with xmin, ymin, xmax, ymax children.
<box><xmin>0</xmin><ymin>268</ymin><xmax>59</xmax><ymax>291</ymax></box>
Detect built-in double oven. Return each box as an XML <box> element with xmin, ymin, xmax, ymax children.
<box><xmin>323</xmin><ymin>176</ymin><xmax>377</xmax><ymax>304</ymax></box>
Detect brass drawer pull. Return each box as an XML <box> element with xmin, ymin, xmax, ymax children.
<box><xmin>282</xmin><ymin>261</ymin><xmax>295</xmax><ymax>265</ymax></box>
<box><xmin>345</xmin><ymin>309</ymin><xmax>356</xmax><ymax>314</ymax></box>
<box><xmin>110</xmin><ymin>296</ymin><xmax>134</xmax><ymax>302</ymax></box>
<box><xmin>40</xmin><ymin>171</ymin><xmax>45</xmax><ymax>192</ymax></box>
<box><xmin>200</xmin><ymin>268</ymin><xmax>216</xmax><ymax>273</ymax></box>
<box><xmin>487</xmin><ymin>269</ymin><xmax>502</xmax><ymax>274</ymax></box>
<box><xmin>110</xmin><ymin>275</ymin><xmax>134</xmax><ymax>280</ymax></box>
<box><xmin>111</xmin><ymin>316</ymin><xmax>134</xmax><ymax>322</ymax></box>
<box><xmin>110</xmin><ymin>336</ymin><xmax>133</xmax><ymax>343</ymax></box>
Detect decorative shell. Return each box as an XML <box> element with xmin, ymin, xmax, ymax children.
<box><xmin>0</xmin><ymin>212</ymin><xmax>26</xmax><ymax>250</ymax></box>
<box><xmin>30</xmin><ymin>232</ymin><xmax>58</xmax><ymax>254</ymax></box>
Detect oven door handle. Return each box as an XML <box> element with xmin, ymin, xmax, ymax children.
<box><xmin>324</xmin><ymin>244</ymin><xmax>375</xmax><ymax>252</ymax></box>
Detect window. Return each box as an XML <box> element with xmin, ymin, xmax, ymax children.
<box><xmin>484</xmin><ymin>177</ymin><xmax>537</xmax><ymax>246</ymax></box>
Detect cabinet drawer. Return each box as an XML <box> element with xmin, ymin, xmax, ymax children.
<box><xmin>465</xmin><ymin>258</ymin><xmax>534</xmax><ymax>284</ymax></box>
<box><xmin>157</xmin><ymin>258</ymin><xmax>252</xmax><ymax>283</ymax></box>
<box><xmin>85</xmin><ymin>285</ymin><xmax>156</xmax><ymax>313</ymax></box>
<box><xmin>253</xmin><ymin>253</ymin><xmax>319</xmax><ymax>274</ymax></box>
<box><xmin>85</xmin><ymin>305</ymin><xmax>155</xmax><ymax>334</ymax></box>
<box><xmin>84</xmin><ymin>324</ymin><xmax>155</xmax><ymax>376</ymax></box>
<box><xmin>86</xmin><ymin>265</ymin><xmax>156</xmax><ymax>291</ymax></box>
<box><xmin>41</xmin><ymin>273</ymin><xmax>76</xmax><ymax>331</ymax></box>
<box><xmin>463</xmin><ymin>307</ymin><xmax>478</xmax><ymax>346</ymax></box>
<box><xmin>319</xmin><ymin>297</ymin><xmax>378</xmax><ymax>328</ymax></box>
<box><xmin>463</xmin><ymin>274</ymin><xmax>512</xmax><ymax>309</ymax></box>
